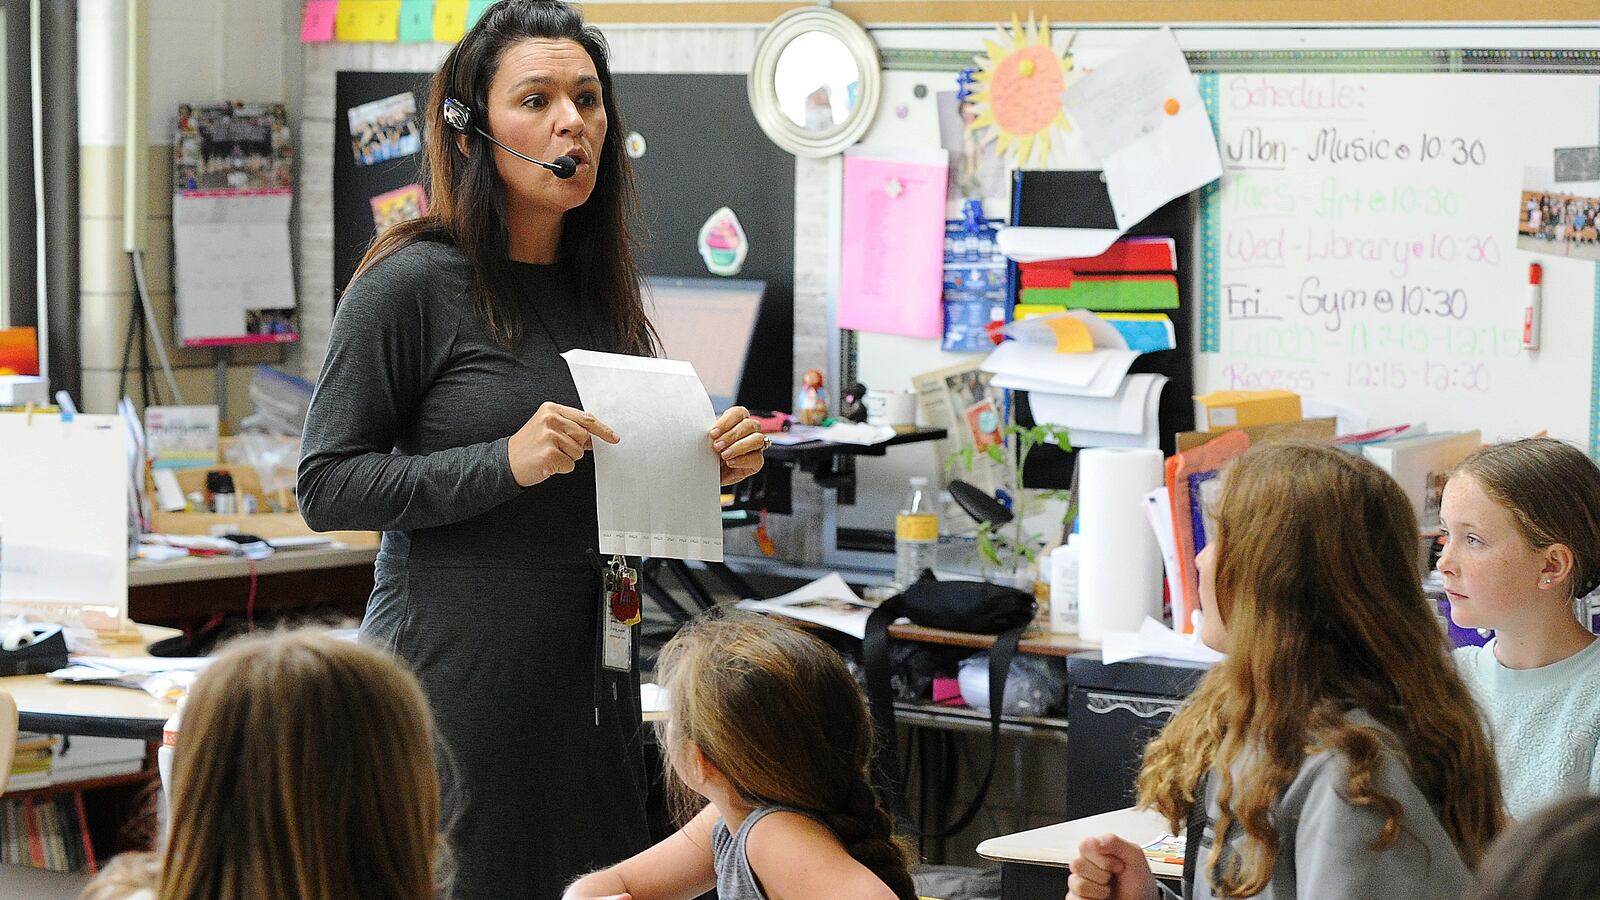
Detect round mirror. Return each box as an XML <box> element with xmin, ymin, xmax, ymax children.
<box><xmin>749</xmin><ymin>6</ymin><xmax>881</xmax><ymax>157</ymax></box>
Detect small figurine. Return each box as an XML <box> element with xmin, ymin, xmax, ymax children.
<box><xmin>797</xmin><ymin>368</ymin><xmax>829</xmax><ymax>426</ymax></box>
<box><xmin>839</xmin><ymin>382</ymin><xmax>869</xmax><ymax>423</ymax></box>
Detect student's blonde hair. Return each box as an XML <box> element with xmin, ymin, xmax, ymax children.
<box><xmin>1137</xmin><ymin>442</ymin><xmax>1504</xmax><ymax>896</ymax></box>
<box><xmin>657</xmin><ymin>614</ymin><xmax>917</xmax><ymax>900</ymax></box>
<box><xmin>1452</xmin><ymin>437</ymin><xmax>1600</xmax><ymax>599</ymax></box>
<box><xmin>156</xmin><ymin>630</ymin><xmax>443</xmax><ymax>900</ymax></box>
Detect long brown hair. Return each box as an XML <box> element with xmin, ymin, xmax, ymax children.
<box><xmin>157</xmin><ymin>631</ymin><xmax>443</xmax><ymax>900</ymax></box>
<box><xmin>1452</xmin><ymin>437</ymin><xmax>1600</xmax><ymax>599</ymax></box>
<box><xmin>657</xmin><ymin>614</ymin><xmax>917</xmax><ymax>900</ymax></box>
<box><xmin>1137</xmin><ymin>442</ymin><xmax>1503</xmax><ymax>896</ymax></box>
<box><xmin>1464</xmin><ymin>794</ymin><xmax>1600</xmax><ymax>900</ymax></box>
<box><xmin>353</xmin><ymin>0</ymin><xmax>656</xmax><ymax>355</ymax></box>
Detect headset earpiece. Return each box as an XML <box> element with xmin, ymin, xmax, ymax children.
<box><xmin>442</xmin><ymin>97</ymin><xmax>473</xmax><ymax>134</ymax></box>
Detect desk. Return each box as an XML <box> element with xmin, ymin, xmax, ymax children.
<box><xmin>977</xmin><ymin>807</ymin><xmax>1181</xmax><ymax>899</ymax></box>
<box><xmin>3</xmin><ymin>625</ymin><xmax>180</xmax><ymax>742</ymax></box>
<box><xmin>129</xmin><ymin>544</ymin><xmax>378</xmax><ymax>623</ymax></box>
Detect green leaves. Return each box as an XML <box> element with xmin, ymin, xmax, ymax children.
<box><xmin>943</xmin><ymin>411</ymin><xmax>1076</xmax><ymax>577</ymax></box>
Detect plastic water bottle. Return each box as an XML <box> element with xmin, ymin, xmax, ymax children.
<box><xmin>1049</xmin><ymin>535</ymin><xmax>1080</xmax><ymax>633</ymax></box>
<box><xmin>157</xmin><ymin>700</ymin><xmax>184</xmax><ymax>843</ymax></box>
<box><xmin>895</xmin><ymin>477</ymin><xmax>938</xmax><ymax>589</ymax></box>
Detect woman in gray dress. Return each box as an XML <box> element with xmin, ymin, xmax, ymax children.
<box><xmin>297</xmin><ymin>3</ymin><xmax>767</xmax><ymax>897</ymax></box>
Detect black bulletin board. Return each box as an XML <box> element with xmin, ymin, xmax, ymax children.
<box><xmin>331</xmin><ymin>71</ymin><xmax>795</xmax><ymax>414</ymax></box>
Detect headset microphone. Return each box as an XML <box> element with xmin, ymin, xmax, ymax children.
<box><xmin>442</xmin><ymin>97</ymin><xmax>578</xmax><ymax>180</ymax></box>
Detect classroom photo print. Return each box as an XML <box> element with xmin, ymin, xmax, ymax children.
<box><xmin>347</xmin><ymin>91</ymin><xmax>423</xmax><ymax>167</ymax></box>
<box><xmin>1518</xmin><ymin>164</ymin><xmax>1600</xmax><ymax>262</ymax></box>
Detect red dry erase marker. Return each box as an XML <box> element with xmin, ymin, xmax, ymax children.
<box><xmin>1523</xmin><ymin>262</ymin><xmax>1542</xmax><ymax>351</ymax></box>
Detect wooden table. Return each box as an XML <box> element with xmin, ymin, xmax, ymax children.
<box><xmin>4</xmin><ymin>624</ymin><xmax>182</xmax><ymax>742</ymax></box>
<box><xmin>129</xmin><ymin>544</ymin><xmax>378</xmax><ymax>623</ymax></box>
<box><xmin>977</xmin><ymin>806</ymin><xmax>1182</xmax><ymax>899</ymax></box>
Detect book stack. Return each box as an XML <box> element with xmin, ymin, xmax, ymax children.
<box><xmin>6</xmin><ymin>733</ymin><xmax>55</xmax><ymax>792</ymax></box>
<box><xmin>0</xmin><ymin>793</ymin><xmax>98</xmax><ymax>872</ymax></box>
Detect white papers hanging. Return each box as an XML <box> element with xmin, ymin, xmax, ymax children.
<box><xmin>561</xmin><ymin>350</ymin><xmax>724</xmax><ymax>562</ymax></box>
<box><xmin>1001</xmin><ymin>29</ymin><xmax>1222</xmax><ymax>263</ymax></box>
<box><xmin>0</xmin><ymin>414</ymin><xmax>130</xmax><ymax>624</ymax></box>
<box><xmin>1064</xmin><ymin>28</ymin><xmax>1222</xmax><ymax>232</ymax></box>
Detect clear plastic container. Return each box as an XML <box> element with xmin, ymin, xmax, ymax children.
<box><xmin>894</xmin><ymin>476</ymin><xmax>939</xmax><ymax>589</ymax></box>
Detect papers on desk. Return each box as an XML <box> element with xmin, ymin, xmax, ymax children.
<box><xmin>1101</xmin><ymin>617</ymin><xmax>1224</xmax><ymax>666</ymax></box>
<box><xmin>562</xmin><ymin>350</ymin><xmax>724</xmax><ymax>562</ymax></box>
<box><xmin>982</xmin><ymin>310</ymin><xmax>1168</xmax><ymax>449</ymax></box>
<box><xmin>640</xmin><ymin>682</ymin><xmax>669</xmax><ymax>715</ymax></box>
<box><xmin>735</xmin><ymin>573</ymin><xmax>889</xmax><ymax>640</ymax></box>
<box><xmin>49</xmin><ymin>655</ymin><xmax>213</xmax><ymax>702</ymax></box>
<box><xmin>767</xmin><ymin>423</ymin><xmax>898</xmax><ymax>447</ymax></box>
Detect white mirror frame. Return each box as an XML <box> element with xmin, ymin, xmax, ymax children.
<box><xmin>748</xmin><ymin>4</ymin><xmax>882</xmax><ymax>158</ymax></box>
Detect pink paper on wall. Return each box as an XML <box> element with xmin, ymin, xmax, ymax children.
<box><xmin>300</xmin><ymin>0</ymin><xmax>338</xmax><ymax>43</ymax></box>
<box><xmin>839</xmin><ymin>148</ymin><xmax>949</xmax><ymax>338</ymax></box>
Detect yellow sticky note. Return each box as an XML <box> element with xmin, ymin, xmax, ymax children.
<box><xmin>434</xmin><ymin>0</ymin><xmax>469</xmax><ymax>42</ymax></box>
<box><xmin>335</xmin><ymin>0</ymin><xmax>402</xmax><ymax>42</ymax></box>
<box><xmin>1042</xmin><ymin>316</ymin><xmax>1094</xmax><ymax>353</ymax></box>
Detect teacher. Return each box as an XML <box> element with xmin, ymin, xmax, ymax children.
<box><xmin>297</xmin><ymin>2</ymin><xmax>767</xmax><ymax>897</ymax></box>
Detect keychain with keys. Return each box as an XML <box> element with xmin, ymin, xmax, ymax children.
<box><xmin>600</xmin><ymin>554</ymin><xmax>640</xmax><ymax>672</ymax></box>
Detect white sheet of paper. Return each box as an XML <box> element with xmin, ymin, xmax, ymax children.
<box><xmin>1064</xmin><ymin>29</ymin><xmax>1222</xmax><ymax>232</ymax></box>
<box><xmin>997</xmin><ymin>225</ymin><xmax>1122</xmax><ymax>264</ymax></box>
<box><xmin>981</xmin><ymin>341</ymin><xmax>1139</xmax><ymax>398</ymax></box>
<box><xmin>1028</xmin><ymin>374</ymin><xmax>1167</xmax><ymax>435</ymax></box>
<box><xmin>561</xmin><ymin>350</ymin><xmax>723</xmax><ymax>562</ymax></box>
<box><xmin>1101</xmin><ymin>616</ymin><xmax>1225</xmax><ymax>665</ymax></box>
<box><xmin>1064</xmin><ymin>381</ymin><xmax>1165</xmax><ymax>449</ymax></box>
<box><xmin>734</xmin><ymin>573</ymin><xmax>883</xmax><ymax>639</ymax></box>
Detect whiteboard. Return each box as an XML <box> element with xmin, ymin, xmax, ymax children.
<box><xmin>1194</xmin><ymin>70</ymin><xmax>1600</xmax><ymax>449</ymax></box>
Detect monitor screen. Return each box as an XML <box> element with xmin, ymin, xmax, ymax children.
<box><xmin>645</xmin><ymin>276</ymin><xmax>766</xmax><ymax>413</ymax></box>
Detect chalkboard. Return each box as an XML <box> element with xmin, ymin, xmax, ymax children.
<box><xmin>1193</xmin><ymin>67</ymin><xmax>1600</xmax><ymax>452</ymax></box>
<box><xmin>331</xmin><ymin>71</ymin><xmax>794</xmax><ymax>413</ymax></box>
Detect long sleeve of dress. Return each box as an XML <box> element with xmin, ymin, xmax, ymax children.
<box><xmin>297</xmin><ymin>247</ymin><xmax>523</xmax><ymax>533</ymax></box>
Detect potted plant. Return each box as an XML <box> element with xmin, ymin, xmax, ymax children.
<box><xmin>947</xmin><ymin>422</ymin><xmax>1074</xmax><ymax>588</ymax></box>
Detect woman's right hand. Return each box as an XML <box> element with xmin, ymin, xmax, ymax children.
<box><xmin>508</xmin><ymin>402</ymin><xmax>620</xmax><ymax>488</ymax></box>
<box><xmin>1066</xmin><ymin>834</ymin><xmax>1159</xmax><ymax>900</ymax></box>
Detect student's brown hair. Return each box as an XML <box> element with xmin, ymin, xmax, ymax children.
<box><xmin>1464</xmin><ymin>794</ymin><xmax>1600</xmax><ymax>900</ymax></box>
<box><xmin>1137</xmin><ymin>442</ymin><xmax>1504</xmax><ymax>896</ymax></box>
<box><xmin>657</xmin><ymin>614</ymin><xmax>917</xmax><ymax>900</ymax></box>
<box><xmin>353</xmin><ymin>0</ymin><xmax>657</xmax><ymax>355</ymax></box>
<box><xmin>155</xmin><ymin>631</ymin><xmax>443</xmax><ymax>900</ymax></box>
<box><xmin>1452</xmin><ymin>437</ymin><xmax>1600</xmax><ymax>599</ymax></box>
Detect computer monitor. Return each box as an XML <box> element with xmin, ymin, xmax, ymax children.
<box><xmin>645</xmin><ymin>276</ymin><xmax>766</xmax><ymax>413</ymax></box>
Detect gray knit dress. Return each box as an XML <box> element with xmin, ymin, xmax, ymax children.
<box><xmin>298</xmin><ymin>241</ymin><xmax>651</xmax><ymax>900</ymax></box>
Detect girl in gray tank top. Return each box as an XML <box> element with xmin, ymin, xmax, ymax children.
<box><xmin>562</xmin><ymin>615</ymin><xmax>919</xmax><ymax>900</ymax></box>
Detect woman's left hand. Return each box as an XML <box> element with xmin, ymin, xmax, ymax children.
<box><xmin>710</xmin><ymin>406</ymin><xmax>767</xmax><ymax>486</ymax></box>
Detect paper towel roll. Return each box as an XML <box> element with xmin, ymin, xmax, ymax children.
<box><xmin>1076</xmin><ymin>447</ymin><xmax>1166</xmax><ymax>642</ymax></box>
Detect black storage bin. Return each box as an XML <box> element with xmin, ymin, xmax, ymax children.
<box><xmin>1064</xmin><ymin>652</ymin><xmax>1211</xmax><ymax>820</ymax></box>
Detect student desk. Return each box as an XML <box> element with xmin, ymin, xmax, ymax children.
<box><xmin>129</xmin><ymin>544</ymin><xmax>378</xmax><ymax>623</ymax></box>
<box><xmin>977</xmin><ymin>806</ymin><xmax>1182</xmax><ymax>899</ymax></box>
<box><xmin>4</xmin><ymin>625</ymin><xmax>181</xmax><ymax>742</ymax></box>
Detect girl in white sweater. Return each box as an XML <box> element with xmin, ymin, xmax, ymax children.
<box><xmin>1442</xmin><ymin>437</ymin><xmax>1600</xmax><ymax>818</ymax></box>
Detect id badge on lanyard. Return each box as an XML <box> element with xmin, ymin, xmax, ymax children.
<box><xmin>600</xmin><ymin>554</ymin><xmax>640</xmax><ymax>672</ymax></box>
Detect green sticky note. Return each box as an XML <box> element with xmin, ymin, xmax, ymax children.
<box><xmin>467</xmin><ymin>0</ymin><xmax>495</xmax><ymax>27</ymax></box>
<box><xmin>398</xmin><ymin>0</ymin><xmax>434</xmax><ymax>42</ymax></box>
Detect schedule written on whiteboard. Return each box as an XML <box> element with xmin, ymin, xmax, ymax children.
<box><xmin>1196</xmin><ymin>72</ymin><xmax>1600</xmax><ymax>446</ymax></box>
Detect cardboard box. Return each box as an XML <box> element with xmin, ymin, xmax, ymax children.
<box><xmin>1194</xmin><ymin>390</ymin><xmax>1302</xmax><ymax>431</ymax></box>
<box><xmin>147</xmin><ymin>438</ymin><xmax>378</xmax><ymax>547</ymax></box>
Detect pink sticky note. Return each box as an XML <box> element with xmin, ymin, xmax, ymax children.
<box><xmin>300</xmin><ymin>0</ymin><xmax>337</xmax><ymax>43</ymax></box>
<box><xmin>838</xmin><ymin>150</ymin><xmax>950</xmax><ymax>338</ymax></box>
